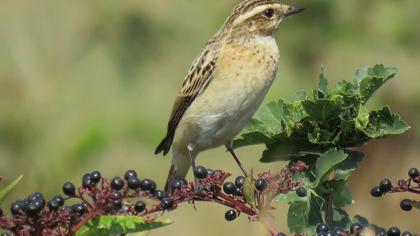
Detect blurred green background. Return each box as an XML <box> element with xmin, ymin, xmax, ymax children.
<box><xmin>0</xmin><ymin>0</ymin><xmax>419</xmax><ymax>235</ymax></box>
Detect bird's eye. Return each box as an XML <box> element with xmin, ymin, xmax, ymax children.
<box><xmin>263</xmin><ymin>8</ymin><xmax>274</xmax><ymax>18</ymax></box>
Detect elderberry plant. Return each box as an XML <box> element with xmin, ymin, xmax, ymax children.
<box><xmin>0</xmin><ymin>65</ymin><xmax>416</xmax><ymax>236</ymax></box>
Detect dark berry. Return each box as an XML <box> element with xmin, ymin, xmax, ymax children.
<box><xmin>233</xmin><ymin>187</ymin><xmax>243</xmax><ymax>196</ymax></box>
<box><xmin>47</xmin><ymin>199</ymin><xmax>60</xmax><ymax>211</ymax></box>
<box><xmin>379</xmin><ymin>178</ymin><xmax>392</xmax><ymax>193</ymax></box>
<box><xmin>154</xmin><ymin>190</ymin><xmax>169</xmax><ymax>200</ymax></box>
<box><xmin>91</xmin><ymin>171</ymin><xmax>102</xmax><ymax>184</ymax></box>
<box><xmin>223</xmin><ymin>182</ymin><xmax>236</xmax><ymax>195</ymax></box>
<box><xmin>235</xmin><ymin>176</ymin><xmax>246</xmax><ymax>188</ymax></box>
<box><xmin>171</xmin><ymin>179</ymin><xmax>183</xmax><ymax>191</ymax></box>
<box><xmin>370</xmin><ymin>186</ymin><xmax>383</xmax><ymax>197</ymax></box>
<box><xmin>140</xmin><ymin>179</ymin><xmax>156</xmax><ymax>191</ymax></box>
<box><xmin>113</xmin><ymin>199</ymin><xmax>123</xmax><ymax>210</ymax></box>
<box><xmin>276</xmin><ymin>233</ymin><xmax>286</xmax><ymax>236</ymax></box>
<box><xmin>10</xmin><ymin>200</ymin><xmax>25</xmax><ymax>215</ymax></box>
<box><xmin>255</xmin><ymin>178</ymin><xmax>267</xmax><ymax>191</ymax></box>
<box><xmin>27</xmin><ymin>192</ymin><xmax>45</xmax><ymax>208</ymax></box>
<box><xmin>124</xmin><ymin>170</ymin><xmax>138</xmax><ymax>180</ymax></box>
<box><xmin>52</xmin><ymin>195</ymin><xmax>65</xmax><ymax>207</ymax></box>
<box><xmin>134</xmin><ymin>201</ymin><xmax>146</xmax><ymax>212</ymax></box>
<box><xmin>318</xmin><ymin>232</ymin><xmax>334</xmax><ymax>236</ymax></box>
<box><xmin>160</xmin><ymin>197</ymin><xmax>174</xmax><ymax>210</ymax></box>
<box><xmin>387</xmin><ymin>227</ymin><xmax>401</xmax><ymax>236</ymax></box>
<box><xmin>82</xmin><ymin>173</ymin><xmax>94</xmax><ymax>188</ymax></box>
<box><xmin>296</xmin><ymin>186</ymin><xmax>307</xmax><ymax>197</ymax></box>
<box><xmin>350</xmin><ymin>223</ymin><xmax>363</xmax><ymax>234</ymax></box>
<box><xmin>175</xmin><ymin>177</ymin><xmax>188</xmax><ymax>186</ymax></box>
<box><xmin>71</xmin><ymin>203</ymin><xmax>87</xmax><ymax>215</ymax></box>
<box><xmin>408</xmin><ymin>168</ymin><xmax>419</xmax><ymax>179</ymax></box>
<box><xmin>316</xmin><ymin>223</ymin><xmax>329</xmax><ymax>233</ymax></box>
<box><xmin>334</xmin><ymin>228</ymin><xmax>346</xmax><ymax>236</ymax></box>
<box><xmin>26</xmin><ymin>200</ymin><xmax>44</xmax><ymax>215</ymax></box>
<box><xmin>111</xmin><ymin>177</ymin><xmax>124</xmax><ymax>190</ymax></box>
<box><xmin>113</xmin><ymin>191</ymin><xmax>123</xmax><ymax>199</ymax></box>
<box><xmin>193</xmin><ymin>166</ymin><xmax>208</xmax><ymax>179</ymax></box>
<box><xmin>63</xmin><ymin>182</ymin><xmax>76</xmax><ymax>196</ymax></box>
<box><xmin>401</xmin><ymin>232</ymin><xmax>412</xmax><ymax>236</ymax></box>
<box><xmin>224</xmin><ymin>209</ymin><xmax>237</xmax><ymax>221</ymax></box>
<box><xmin>28</xmin><ymin>192</ymin><xmax>44</xmax><ymax>202</ymax></box>
<box><xmin>127</xmin><ymin>177</ymin><xmax>141</xmax><ymax>190</ymax></box>
<box><xmin>400</xmin><ymin>199</ymin><xmax>412</xmax><ymax>211</ymax></box>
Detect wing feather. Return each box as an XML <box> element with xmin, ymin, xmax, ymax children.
<box><xmin>155</xmin><ymin>41</ymin><xmax>221</xmax><ymax>155</ymax></box>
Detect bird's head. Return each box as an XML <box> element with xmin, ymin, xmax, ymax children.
<box><xmin>223</xmin><ymin>0</ymin><xmax>304</xmax><ymax>37</ymax></box>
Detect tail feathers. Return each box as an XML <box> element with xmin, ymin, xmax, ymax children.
<box><xmin>164</xmin><ymin>149</ymin><xmax>193</xmax><ymax>193</ymax></box>
<box><xmin>154</xmin><ymin>133</ymin><xmax>174</xmax><ymax>156</ymax></box>
<box><xmin>164</xmin><ymin>164</ymin><xmax>177</xmax><ymax>192</ymax></box>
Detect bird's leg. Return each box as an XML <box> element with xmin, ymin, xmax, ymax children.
<box><xmin>187</xmin><ymin>144</ymin><xmax>199</xmax><ymax>191</ymax></box>
<box><xmin>225</xmin><ymin>142</ymin><xmax>248</xmax><ymax>177</ymax></box>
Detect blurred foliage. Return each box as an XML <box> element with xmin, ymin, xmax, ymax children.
<box><xmin>0</xmin><ymin>0</ymin><xmax>419</xmax><ymax>235</ymax></box>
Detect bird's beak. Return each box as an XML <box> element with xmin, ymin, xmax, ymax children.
<box><xmin>285</xmin><ymin>6</ymin><xmax>305</xmax><ymax>17</ymax></box>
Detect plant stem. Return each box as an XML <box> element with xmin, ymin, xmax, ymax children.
<box><xmin>325</xmin><ymin>192</ymin><xmax>333</xmax><ymax>228</ymax></box>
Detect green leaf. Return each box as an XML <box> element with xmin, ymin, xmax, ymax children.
<box><xmin>287</xmin><ymin>200</ymin><xmax>309</xmax><ymax>233</ymax></box>
<box><xmin>302</xmin><ymin>99</ymin><xmax>342</xmax><ymax>122</ymax></box>
<box><xmin>319</xmin><ymin>71</ymin><xmax>329</xmax><ymax>96</ymax></box>
<box><xmin>260</xmin><ymin>139</ymin><xmax>321</xmax><ymax>163</ymax></box>
<box><xmin>75</xmin><ymin>216</ymin><xmax>172</xmax><ymax>236</ymax></box>
<box><xmin>332</xmin><ymin>184</ymin><xmax>353</xmax><ymax>208</ymax></box>
<box><xmin>334</xmin><ymin>151</ymin><xmax>364</xmax><ymax>182</ymax></box>
<box><xmin>314</xmin><ymin>150</ymin><xmax>348</xmax><ymax>186</ymax></box>
<box><xmin>0</xmin><ymin>175</ymin><xmax>23</xmax><ymax>206</ymax></box>
<box><xmin>243</xmin><ymin>169</ymin><xmax>256</xmax><ymax>209</ymax></box>
<box><xmin>351</xmin><ymin>215</ymin><xmax>369</xmax><ymax>227</ymax></box>
<box><xmin>356</xmin><ymin>107</ymin><xmax>410</xmax><ymax>139</ymax></box>
<box><xmin>287</xmin><ymin>194</ymin><xmax>323</xmax><ymax>234</ymax></box>
<box><xmin>353</xmin><ymin>65</ymin><xmax>398</xmax><ymax>103</ymax></box>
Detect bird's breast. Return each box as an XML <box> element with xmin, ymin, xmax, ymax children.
<box><xmin>176</xmin><ymin>36</ymin><xmax>280</xmax><ymax>150</ymax></box>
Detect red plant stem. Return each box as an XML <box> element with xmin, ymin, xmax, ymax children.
<box><xmin>217</xmin><ymin>192</ymin><xmax>256</xmax><ymax>216</ymax></box>
<box><xmin>70</xmin><ymin>209</ymin><xmax>96</xmax><ymax>235</ymax></box>
<box><xmin>407</xmin><ymin>188</ymin><xmax>420</xmax><ymax>194</ymax></box>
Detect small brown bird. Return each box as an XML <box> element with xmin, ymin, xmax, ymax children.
<box><xmin>155</xmin><ymin>0</ymin><xmax>303</xmax><ymax>191</ymax></box>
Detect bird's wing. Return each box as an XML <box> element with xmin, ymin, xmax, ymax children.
<box><xmin>155</xmin><ymin>41</ymin><xmax>221</xmax><ymax>155</ymax></box>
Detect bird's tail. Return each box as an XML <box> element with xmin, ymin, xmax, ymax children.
<box><xmin>164</xmin><ymin>147</ymin><xmax>194</xmax><ymax>192</ymax></box>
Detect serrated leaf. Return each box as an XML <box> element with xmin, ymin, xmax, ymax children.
<box><xmin>0</xmin><ymin>175</ymin><xmax>23</xmax><ymax>206</ymax></box>
<box><xmin>75</xmin><ymin>216</ymin><xmax>172</xmax><ymax>236</ymax></box>
<box><xmin>353</xmin><ymin>65</ymin><xmax>398</xmax><ymax>103</ymax></box>
<box><xmin>357</xmin><ymin>107</ymin><xmax>410</xmax><ymax>139</ymax></box>
<box><xmin>332</xmin><ymin>184</ymin><xmax>353</xmax><ymax>208</ymax></box>
<box><xmin>314</xmin><ymin>150</ymin><xmax>348</xmax><ymax>186</ymax></box>
<box><xmin>243</xmin><ymin>169</ymin><xmax>256</xmax><ymax>209</ymax></box>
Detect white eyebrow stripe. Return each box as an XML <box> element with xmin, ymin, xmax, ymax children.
<box><xmin>233</xmin><ymin>4</ymin><xmax>280</xmax><ymax>25</ymax></box>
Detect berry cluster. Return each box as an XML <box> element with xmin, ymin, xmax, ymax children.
<box><xmin>313</xmin><ymin>222</ymin><xmax>415</xmax><ymax>236</ymax></box>
<box><xmin>370</xmin><ymin>167</ymin><xmax>419</xmax><ymax>212</ymax></box>
<box><xmin>0</xmin><ymin>162</ymin><xmax>308</xmax><ymax>236</ymax></box>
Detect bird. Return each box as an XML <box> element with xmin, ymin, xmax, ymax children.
<box><xmin>155</xmin><ymin>0</ymin><xmax>304</xmax><ymax>192</ymax></box>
